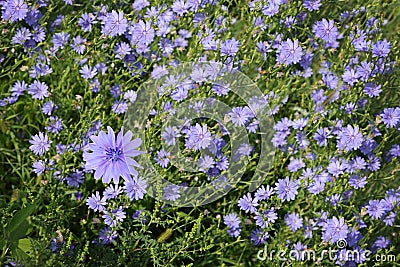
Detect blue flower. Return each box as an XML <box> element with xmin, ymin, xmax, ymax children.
<box><xmin>66</xmin><ymin>170</ymin><xmax>84</xmax><ymax>187</ymax></box>
<box><xmin>303</xmin><ymin>0</ymin><xmax>321</xmax><ymax>11</ymax></box>
<box><xmin>262</xmin><ymin>1</ymin><xmax>280</xmax><ymax>17</ymax></box>
<box><xmin>28</xmin><ymin>80</ymin><xmax>49</xmax><ymax>100</ymax></box>
<box><xmin>288</xmin><ymin>158</ymin><xmax>305</xmax><ymax>172</ymax></box>
<box><xmin>132</xmin><ymin>0</ymin><xmax>149</xmax><ymax>11</ymax></box>
<box><xmin>367</xmin><ymin>155</ymin><xmax>381</xmax><ymax>171</ymax></box>
<box><xmin>255</xmin><ymin>208</ymin><xmax>277</xmax><ymax>228</ymax></box>
<box><xmin>155</xmin><ymin>149</ymin><xmax>170</xmax><ymax>168</ymax></box>
<box><xmin>71</xmin><ymin>36</ymin><xmax>86</xmax><ymax>54</ymax></box>
<box><xmin>163</xmin><ymin>184</ymin><xmax>181</xmax><ymax>201</ymax></box>
<box><xmin>223</xmin><ymin>213</ymin><xmax>241</xmax><ymax>229</ymax></box>
<box><xmin>102</xmin><ymin>207</ymin><xmax>126</xmax><ymax>227</ymax></box>
<box><xmin>104</xmin><ymin>184</ymin><xmax>123</xmax><ymax>200</ymax></box>
<box><xmin>250</xmin><ymin>228</ymin><xmax>269</xmax><ymax>246</ymax></box>
<box><xmin>10</xmin><ymin>80</ymin><xmax>26</xmax><ymax>97</ymax></box>
<box><xmin>32</xmin><ymin>160</ymin><xmax>46</xmax><ymax>175</ymax></box>
<box><xmin>197</xmin><ymin>155</ymin><xmax>214</xmax><ymax>172</ymax></box>
<box><xmin>78</xmin><ymin>13</ymin><xmax>94</xmax><ymax>32</ymax></box>
<box><xmin>131</xmin><ymin>20</ymin><xmax>154</xmax><ymax>46</ymax></box>
<box><xmin>52</xmin><ymin>32</ymin><xmax>70</xmax><ymax>50</ymax></box>
<box><xmin>254</xmin><ymin>185</ymin><xmax>274</xmax><ymax>201</ymax></box>
<box><xmin>162</xmin><ymin>126</ymin><xmax>180</xmax><ymax>146</ymax></box>
<box><xmin>123</xmin><ymin>90</ymin><xmax>137</xmax><ymax>103</ymax></box>
<box><xmin>337</xmin><ymin>125</ymin><xmax>363</xmax><ymax>151</ymax></box>
<box><xmin>357</xmin><ymin>61</ymin><xmax>372</xmax><ymax>81</ymax></box>
<box><xmin>275</xmin><ymin>177</ymin><xmax>299</xmax><ymax>202</ymax></box>
<box><xmin>228</xmin><ymin>107</ymin><xmax>254</xmax><ymax>127</ymax></box>
<box><xmin>99</xmin><ymin>227</ymin><xmax>118</xmax><ymax>244</ymax></box>
<box><xmin>220</xmin><ymin>38</ymin><xmax>240</xmax><ymax>57</ymax></box>
<box><xmin>224</xmin><ymin>213</ymin><xmax>241</xmax><ymax>237</ymax></box>
<box><xmin>80</xmin><ymin>65</ymin><xmax>97</xmax><ymax>79</ymax></box>
<box><xmin>185</xmin><ymin>123</ymin><xmax>212</xmax><ymax>151</ymax></box>
<box><xmin>47</xmin><ymin>116</ymin><xmax>63</xmax><ymax>133</ymax></box>
<box><xmin>112</xmin><ymin>100</ymin><xmax>128</xmax><ymax>114</ymax></box>
<box><xmin>312</xmin><ymin>19</ymin><xmax>342</xmax><ymax>48</ymax></box>
<box><xmin>234</xmin><ymin>143</ymin><xmax>253</xmax><ymax>161</ymax></box>
<box><xmin>342</xmin><ymin>68</ymin><xmax>360</xmax><ymax>87</ymax></box>
<box><xmin>327</xmin><ymin>158</ymin><xmax>346</xmax><ymax>177</ymax></box>
<box><xmin>276</xmin><ymin>39</ymin><xmax>303</xmax><ymax>65</ymax></box>
<box><xmin>371</xmin><ymin>236</ymin><xmax>390</xmax><ymax>253</ymax></box>
<box><xmin>380</xmin><ymin>107</ymin><xmax>400</xmax><ymax>128</ymax></box>
<box><xmin>297</xmin><ymin>132</ymin><xmax>309</xmax><ymax>149</ymax></box>
<box><xmin>29</xmin><ymin>132</ymin><xmax>51</xmax><ymax>156</ymax></box>
<box><xmin>83</xmin><ymin>126</ymin><xmax>143</xmax><ymax>184</ymax></box>
<box><xmin>172</xmin><ymin>0</ymin><xmax>189</xmax><ymax>16</ymax></box>
<box><xmin>322</xmin><ymin>216</ymin><xmax>348</xmax><ymax>243</ymax></box>
<box><xmin>2</xmin><ymin>0</ymin><xmax>28</xmax><ymax>22</ymax></box>
<box><xmin>238</xmin><ymin>192</ymin><xmax>258</xmax><ymax>213</ymax></box>
<box><xmin>383</xmin><ymin>212</ymin><xmax>396</xmax><ymax>226</ymax></box>
<box><xmin>29</xmin><ymin>63</ymin><xmax>53</xmax><ymax>78</ymax></box>
<box><xmin>102</xmin><ymin>10</ymin><xmax>128</xmax><ymax>37</ymax></box>
<box><xmin>11</xmin><ymin>27</ymin><xmax>31</xmax><ymax>45</ymax></box>
<box><xmin>314</xmin><ymin>127</ymin><xmax>331</xmax><ymax>146</ymax></box>
<box><xmin>25</xmin><ymin>8</ymin><xmax>42</xmax><ymax>26</ymax></box>
<box><xmin>366</xmin><ymin>200</ymin><xmax>387</xmax><ymax>219</ymax></box>
<box><xmin>348</xmin><ymin>175</ymin><xmax>367</xmax><ymax>189</ymax></box>
<box><xmin>124</xmin><ymin>176</ymin><xmax>147</xmax><ymax>200</ymax></box>
<box><xmin>86</xmin><ymin>191</ymin><xmax>107</xmax><ymax>212</ymax></box>
<box><xmin>363</xmin><ymin>82</ymin><xmax>382</xmax><ymax>97</ymax></box>
<box><xmin>227</xmin><ymin>227</ymin><xmax>241</xmax><ymax>238</ymax></box>
<box><xmin>285</xmin><ymin>213</ymin><xmax>303</xmax><ymax>232</ymax></box>
<box><xmin>371</xmin><ymin>39</ymin><xmax>391</xmax><ymax>58</ymax></box>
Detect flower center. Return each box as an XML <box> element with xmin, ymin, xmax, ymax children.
<box><xmin>284</xmin><ymin>185</ymin><xmax>290</xmax><ymax>192</ymax></box>
<box><xmin>106</xmin><ymin>147</ymin><xmax>122</xmax><ymax>162</ymax></box>
<box><xmin>131</xmin><ymin>184</ymin><xmax>138</xmax><ymax>191</ymax></box>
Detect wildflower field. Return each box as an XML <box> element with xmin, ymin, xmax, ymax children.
<box><xmin>1</xmin><ymin>0</ymin><xmax>400</xmax><ymax>266</ymax></box>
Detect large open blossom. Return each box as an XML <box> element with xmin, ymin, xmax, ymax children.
<box><xmin>83</xmin><ymin>126</ymin><xmax>143</xmax><ymax>184</ymax></box>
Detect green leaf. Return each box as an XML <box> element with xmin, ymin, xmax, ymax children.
<box><xmin>176</xmin><ymin>212</ymin><xmax>188</xmax><ymax>217</ymax></box>
<box><xmin>6</xmin><ymin>204</ymin><xmax>35</xmax><ymax>240</ymax></box>
<box><xmin>17</xmin><ymin>238</ymin><xmax>32</xmax><ymax>253</ymax></box>
<box><xmin>9</xmin><ymin>219</ymin><xmax>30</xmax><ymax>241</ymax></box>
<box><xmin>12</xmin><ymin>246</ymin><xmax>30</xmax><ymax>260</ymax></box>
